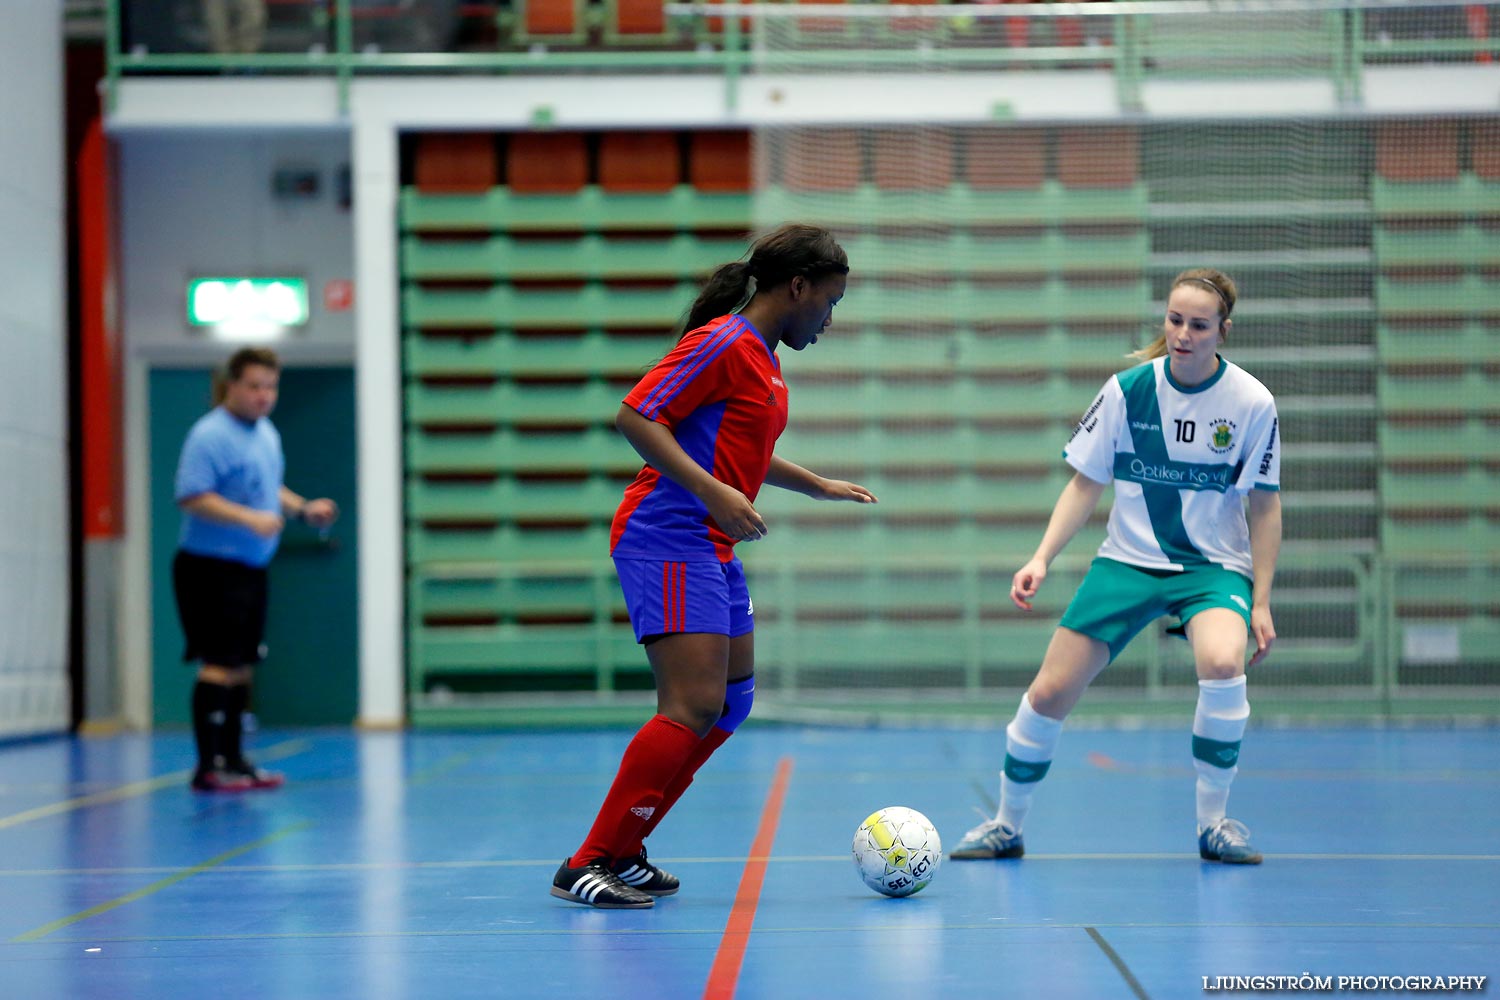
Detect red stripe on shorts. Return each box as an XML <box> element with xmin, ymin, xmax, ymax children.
<box><xmin>662</xmin><ymin>561</ymin><xmax>684</xmax><ymax>633</ymax></box>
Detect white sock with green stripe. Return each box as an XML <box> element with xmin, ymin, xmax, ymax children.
<box><xmin>1193</xmin><ymin>675</ymin><xmax>1250</xmax><ymax>832</ymax></box>
<box><xmin>997</xmin><ymin>693</ymin><xmax>1064</xmax><ymax>833</ymax></box>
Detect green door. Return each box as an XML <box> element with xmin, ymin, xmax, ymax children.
<box><xmin>150</xmin><ymin>366</ymin><xmax>359</xmax><ymax>726</ymax></box>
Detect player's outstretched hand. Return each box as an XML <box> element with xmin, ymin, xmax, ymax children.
<box><xmin>303</xmin><ymin>498</ymin><xmax>340</xmax><ymax>529</ymax></box>
<box><xmin>1249</xmin><ymin>605</ymin><xmax>1276</xmax><ymax>668</ymax></box>
<box><xmin>817</xmin><ymin>479</ymin><xmax>878</xmax><ymax>504</ymax></box>
<box><xmin>1011</xmin><ymin>558</ymin><xmax>1048</xmax><ymax>611</ymax></box>
<box><xmin>708</xmin><ymin>483</ymin><xmax>770</xmax><ymax>542</ymax></box>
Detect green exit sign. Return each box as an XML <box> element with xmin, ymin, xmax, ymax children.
<box><xmin>188</xmin><ymin>277</ymin><xmax>309</xmax><ymax>328</ymax></box>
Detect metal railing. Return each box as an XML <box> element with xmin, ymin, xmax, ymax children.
<box><xmin>105</xmin><ymin>0</ymin><xmax>1500</xmax><ymax>114</ymax></box>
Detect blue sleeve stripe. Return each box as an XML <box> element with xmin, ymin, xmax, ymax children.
<box><xmin>638</xmin><ymin>317</ymin><xmax>744</xmax><ymax>420</ymax></box>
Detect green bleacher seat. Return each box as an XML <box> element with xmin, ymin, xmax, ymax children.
<box><xmin>411</xmin><ymin>572</ymin><xmax>600</xmax><ymax>621</ymax></box>
<box><xmin>403</xmin><ymin>282</ymin><xmax>693</xmax><ymax>329</ymax></box>
<box><xmin>754</xmin><ymin>182</ymin><xmax>1149</xmax><ymax>230</ymax></box>
<box><xmin>405</xmin><ymin>331</ymin><xmax>661</xmax><ymax>378</ymax></box>
<box><xmin>405</xmin><ymin>379</ymin><xmax>621</xmax><ymax>426</ymax></box>
<box><xmin>1379</xmin><ymin>417</ymin><xmax>1500</xmax><ymax>462</ymax></box>
<box><xmin>1378</xmin><ymin>370</ymin><xmax>1500</xmax><ymax>415</ymax></box>
<box><xmin>964</xmin><ymin>328</ymin><xmax>1142</xmax><ymax>373</ymax></box>
<box><xmin>833</xmin><ymin>277</ymin><xmax>1151</xmax><ymax>327</ymax></box>
<box><xmin>785</xmin><ymin>331</ymin><xmax>958</xmax><ymax>376</ymax></box>
<box><xmin>1373</xmin><ymin>223</ymin><xmax>1500</xmax><ymax>269</ymax></box>
<box><xmin>402</xmin><ymin>232</ymin><xmax>746</xmax><ymax>282</ymax></box>
<box><xmin>1381</xmin><ymin>512</ymin><xmax>1500</xmax><ymax>556</ymax></box>
<box><xmin>405</xmin><ymin>426</ymin><xmax>638</xmax><ymax>475</ymax></box>
<box><xmin>412</xmin><ymin>624</ymin><xmax>640</xmax><ymax>673</ymax></box>
<box><xmin>837</xmin><ymin>230</ymin><xmax>1150</xmax><ymax>278</ymax></box>
<box><xmin>408</xmin><ymin>522</ymin><xmax>610</xmax><ymax>563</ymax></box>
<box><xmin>1376</xmin><ymin>274</ymin><xmax>1500</xmax><ymax>318</ymax></box>
<box><xmin>406</xmin><ymin>476</ymin><xmax>622</xmax><ymax>521</ymax></box>
<box><xmin>1380</xmin><ymin>466</ymin><xmax>1500</xmax><ymax>511</ymax></box>
<box><xmin>1370</xmin><ymin>174</ymin><xmax>1500</xmax><ymax>219</ymax></box>
<box><xmin>786</xmin><ymin>374</ymin><xmax>1100</xmax><ymax>424</ymax></box>
<box><xmin>1376</xmin><ymin>323</ymin><xmax>1499</xmax><ymax>364</ymax></box>
<box><xmin>400</xmin><ymin>186</ymin><xmax>754</xmax><ymax>234</ymax></box>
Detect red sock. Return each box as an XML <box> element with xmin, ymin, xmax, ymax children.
<box><xmin>629</xmin><ymin>725</ymin><xmax>732</xmax><ymax>854</ymax></box>
<box><xmin>573</xmin><ymin>715</ymin><xmax>701</xmax><ymax>865</ymax></box>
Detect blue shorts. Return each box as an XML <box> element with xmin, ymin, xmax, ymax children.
<box><xmin>613</xmin><ymin>556</ymin><xmax>754</xmax><ymax>643</ymax></box>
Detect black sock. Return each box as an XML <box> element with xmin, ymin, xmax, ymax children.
<box><xmin>224</xmin><ymin>684</ymin><xmax>250</xmax><ymax>769</ymax></box>
<box><xmin>191</xmin><ymin>681</ymin><xmax>234</xmax><ymax>773</ymax></box>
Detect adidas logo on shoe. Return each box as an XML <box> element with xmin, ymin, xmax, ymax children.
<box><xmin>550</xmin><ymin>859</ymin><xmax>654</xmax><ymax>909</ymax></box>
<box><xmin>610</xmin><ymin>848</ymin><xmax>680</xmax><ymax>896</ymax></box>
<box><xmin>630</xmin><ymin>806</ymin><xmax>655</xmax><ymax>819</ymax></box>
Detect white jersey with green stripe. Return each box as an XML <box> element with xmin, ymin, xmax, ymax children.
<box><xmin>1063</xmin><ymin>356</ymin><xmax>1280</xmax><ymax>578</ymax></box>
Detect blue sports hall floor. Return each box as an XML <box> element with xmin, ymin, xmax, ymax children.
<box><xmin>1</xmin><ymin>723</ymin><xmax>1496</xmax><ymax>999</ymax></box>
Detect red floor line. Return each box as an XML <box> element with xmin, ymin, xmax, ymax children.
<box><xmin>702</xmin><ymin>755</ymin><xmax>794</xmax><ymax>1000</ymax></box>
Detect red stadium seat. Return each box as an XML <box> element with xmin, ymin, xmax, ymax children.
<box><xmin>1056</xmin><ymin>126</ymin><xmax>1139</xmax><ymax>188</ymax></box>
<box><xmin>612</xmin><ymin>0</ymin><xmax>666</xmax><ymax>35</ymax></box>
<box><xmin>413</xmin><ymin>133</ymin><xmax>499</xmax><ymax>193</ymax></box>
<box><xmin>872</xmin><ymin>129</ymin><xmax>956</xmax><ymax>191</ymax></box>
<box><xmin>689</xmin><ymin>131</ymin><xmax>752</xmax><ymax>192</ymax></box>
<box><xmin>780</xmin><ymin>130</ymin><xmax>863</xmax><ymax>192</ymax></box>
<box><xmin>507</xmin><ymin>132</ymin><xmax>589</xmax><ymax>193</ymax></box>
<box><xmin>1376</xmin><ymin>121</ymin><xmax>1460</xmax><ymax>182</ymax></box>
<box><xmin>599</xmin><ymin>132</ymin><xmax>681</xmax><ymax>192</ymax></box>
<box><xmin>963</xmin><ymin>129</ymin><xmax>1046</xmax><ymax>190</ymax></box>
<box><xmin>521</xmin><ymin>0</ymin><xmax>581</xmax><ymax>37</ymax></box>
<box><xmin>1471</xmin><ymin>122</ymin><xmax>1500</xmax><ymax>179</ymax></box>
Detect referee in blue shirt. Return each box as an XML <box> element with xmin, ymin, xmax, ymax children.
<box><xmin>173</xmin><ymin>347</ymin><xmax>338</xmax><ymax>792</ymax></box>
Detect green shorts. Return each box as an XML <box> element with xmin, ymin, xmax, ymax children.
<box><xmin>1058</xmin><ymin>557</ymin><xmax>1253</xmax><ymax>662</ymax></box>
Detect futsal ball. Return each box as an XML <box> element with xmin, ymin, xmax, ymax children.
<box><xmin>851</xmin><ymin>806</ymin><xmax>941</xmax><ymax>897</ymax></box>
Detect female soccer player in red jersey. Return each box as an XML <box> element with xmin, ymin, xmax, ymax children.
<box><xmin>552</xmin><ymin>223</ymin><xmax>879</xmax><ymax>909</ymax></box>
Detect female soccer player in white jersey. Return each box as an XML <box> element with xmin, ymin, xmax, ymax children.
<box><xmin>952</xmin><ymin>268</ymin><xmax>1281</xmax><ymax>865</ymax></box>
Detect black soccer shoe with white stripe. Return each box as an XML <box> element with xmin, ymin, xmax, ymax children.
<box><xmin>550</xmin><ymin>858</ymin><xmax>655</xmax><ymax>909</ymax></box>
<box><xmin>610</xmin><ymin>848</ymin><xmax>680</xmax><ymax>896</ymax></box>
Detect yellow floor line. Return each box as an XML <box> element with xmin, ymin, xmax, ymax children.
<box><xmin>11</xmin><ymin>821</ymin><xmax>313</xmax><ymax>943</ymax></box>
<box><xmin>0</xmin><ymin>739</ymin><xmax>311</xmax><ymax>832</ymax></box>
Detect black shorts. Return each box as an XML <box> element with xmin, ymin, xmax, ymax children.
<box><xmin>173</xmin><ymin>550</ymin><xmax>268</xmax><ymax>667</ymax></box>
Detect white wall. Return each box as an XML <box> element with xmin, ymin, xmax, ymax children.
<box><xmin>116</xmin><ymin>129</ymin><xmax>355</xmax><ymax>365</ymax></box>
<box><xmin>0</xmin><ymin>0</ymin><xmax>69</xmax><ymax>738</ymax></box>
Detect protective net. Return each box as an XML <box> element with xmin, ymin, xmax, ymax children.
<box><xmin>740</xmin><ymin>2</ymin><xmax>1500</xmax><ymax>722</ymax></box>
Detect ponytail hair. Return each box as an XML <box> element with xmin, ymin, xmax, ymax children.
<box><xmin>680</xmin><ymin>223</ymin><xmax>849</xmax><ymax>337</ymax></box>
<box><xmin>1131</xmin><ymin>267</ymin><xmax>1238</xmax><ymax>362</ymax></box>
<box><xmin>682</xmin><ymin>261</ymin><xmax>755</xmax><ymax>335</ymax></box>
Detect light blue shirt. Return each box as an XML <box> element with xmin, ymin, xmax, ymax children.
<box><xmin>175</xmin><ymin>407</ymin><xmax>285</xmax><ymax>568</ymax></box>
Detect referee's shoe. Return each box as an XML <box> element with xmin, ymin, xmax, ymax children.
<box><xmin>551</xmin><ymin>858</ymin><xmax>655</xmax><ymax>908</ymax></box>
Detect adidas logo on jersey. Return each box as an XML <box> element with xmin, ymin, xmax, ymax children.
<box><xmin>766</xmin><ymin>391</ymin><xmax>777</xmax><ymax>405</ymax></box>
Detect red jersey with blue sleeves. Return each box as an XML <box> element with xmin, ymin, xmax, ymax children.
<box><xmin>610</xmin><ymin>314</ymin><xmax>789</xmax><ymax>562</ymax></box>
